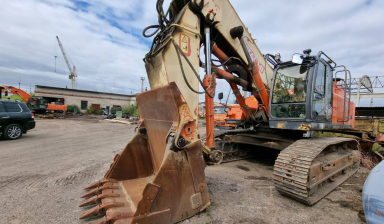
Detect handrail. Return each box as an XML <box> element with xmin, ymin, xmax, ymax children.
<box><xmin>334</xmin><ymin>65</ymin><xmax>352</xmax><ymax>122</ymax></box>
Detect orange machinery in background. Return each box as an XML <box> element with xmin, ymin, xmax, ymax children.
<box><xmin>1</xmin><ymin>85</ymin><xmax>67</xmax><ymax>113</ymax></box>
<box><xmin>46</xmin><ymin>103</ymin><xmax>67</xmax><ymax>112</ymax></box>
<box><xmin>214</xmin><ymin>96</ymin><xmax>259</xmax><ymax>129</ymax></box>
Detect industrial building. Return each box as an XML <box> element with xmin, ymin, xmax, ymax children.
<box><xmin>34</xmin><ymin>85</ymin><xmax>136</xmax><ymax>112</ymax></box>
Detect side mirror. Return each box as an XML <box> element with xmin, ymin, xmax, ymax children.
<box><xmin>292</xmin><ymin>53</ymin><xmax>303</xmax><ymax>64</ymax></box>
<box><xmin>218</xmin><ymin>92</ymin><xmax>223</xmax><ymax>100</ymax></box>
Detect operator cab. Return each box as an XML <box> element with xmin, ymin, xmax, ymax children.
<box><xmin>268</xmin><ymin>49</ymin><xmax>354</xmax><ymax>132</ymax></box>
<box><xmin>27</xmin><ymin>97</ymin><xmax>47</xmax><ymax>113</ymax></box>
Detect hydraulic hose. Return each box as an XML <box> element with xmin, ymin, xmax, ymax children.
<box><xmin>172</xmin><ymin>39</ymin><xmax>215</xmax><ymax>98</ymax></box>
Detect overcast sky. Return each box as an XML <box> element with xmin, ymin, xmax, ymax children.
<box><xmin>1</xmin><ymin>0</ymin><xmax>383</xmax><ymax>106</ymax></box>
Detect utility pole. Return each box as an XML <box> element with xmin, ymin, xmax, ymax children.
<box><xmin>54</xmin><ymin>55</ymin><xmax>57</xmax><ymax>72</ymax></box>
<box><xmin>141</xmin><ymin>77</ymin><xmax>145</xmax><ymax>92</ymax></box>
<box><xmin>19</xmin><ymin>78</ymin><xmax>20</xmax><ymax>89</ymax></box>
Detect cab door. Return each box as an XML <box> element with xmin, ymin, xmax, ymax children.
<box><xmin>312</xmin><ymin>60</ymin><xmax>333</xmax><ymax>122</ymax></box>
<box><xmin>324</xmin><ymin>65</ymin><xmax>333</xmax><ymax>121</ymax></box>
<box><xmin>312</xmin><ymin>61</ymin><xmax>327</xmax><ymax>121</ymax></box>
<box><xmin>0</xmin><ymin>102</ymin><xmax>9</xmax><ymax>135</ymax></box>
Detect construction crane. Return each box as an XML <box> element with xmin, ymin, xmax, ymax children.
<box><xmin>56</xmin><ymin>36</ymin><xmax>77</xmax><ymax>89</ymax></box>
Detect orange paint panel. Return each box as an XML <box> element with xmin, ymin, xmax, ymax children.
<box><xmin>244</xmin><ymin>97</ymin><xmax>258</xmax><ymax>110</ymax></box>
<box><xmin>47</xmin><ymin>104</ymin><xmax>67</xmax><ymax>111</ymax></box>
<box><xmin>332</xmin><ymin>92</ymin><xmax>355</xmax><ymax>128</ymax></box>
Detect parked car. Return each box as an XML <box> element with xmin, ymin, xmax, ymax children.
<box><xmin>0</xmin><ymin>100</ymin><xmax>35</xmax><ymax>140</ymax></box>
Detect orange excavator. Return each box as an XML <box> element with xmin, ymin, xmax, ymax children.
<box><xmin>78</xmin><ymin>1</ymin><xmax>363</xmax><ymax>223</ymax></box>
<box><xmin>213</xmin><ymin>103</ymin><xmax>241</xmax><ymax>128</ymax></box>
<box><xmin>0</xmin><ymin>85</ymin><xmax>67</xmax><ymax>114</ymax></box>
<box><xmin>214</xmin><ymin>96</ymin><xmax>259</xmax><ymax>129</ymax></box>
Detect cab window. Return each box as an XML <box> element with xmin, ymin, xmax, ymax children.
<box><xmin>313</xmin><ymin>63</ymin><xmax>326</xmax><ymax>115</ymax></box>
<box><xmin>272</xmin><ymin>65</ymin><xmax>308</xmax><ymax>104</ymax></box>
<box><xmin>271</xmin><ymin>64</ymin><xmax>308</xmax><ymax>119</ymax></box>
<box><xmin>214</xmin><ymin>106</ymin><xmax>227</xmax><ymax>114</ymax></box>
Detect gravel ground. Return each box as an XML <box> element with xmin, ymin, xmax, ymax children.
<box><xmin>0</xmin><ymin>119</ymin><xmax>368</xmax><ymax>224</ymax></box>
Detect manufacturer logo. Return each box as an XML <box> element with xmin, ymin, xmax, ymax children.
<box><xmin>245</xmin><ymin>42</ymin><xmax>265</xmax><ymax>74</ymax></box>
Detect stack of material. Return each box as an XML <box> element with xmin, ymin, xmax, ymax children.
<box><xmin>104</xmin><ymin>118</ymin><xmax>139</xmax><ymax>125</ymax></box>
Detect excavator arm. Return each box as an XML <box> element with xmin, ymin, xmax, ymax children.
<box><xmin>79</xmin><ymin>1</ymin><xmax>273</xmax><ymax>223</ymax></box>
<box><xmin>144</xmin><ymin>0</ymin><xmax>272</xmax><ymax>116</ymax></box>
<box><xmin>0</xmin><ymin>85</ymin><xmax>31</xmax><ymax>103</ymax></box>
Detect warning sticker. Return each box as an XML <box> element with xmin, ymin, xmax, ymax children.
<box><xmin>179</xmin><ymin>33</ymin><xmax>191</xmax><ymax>57</ymax></box>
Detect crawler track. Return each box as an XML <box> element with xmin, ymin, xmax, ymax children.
<box><xmin>273</xmin><ymin>137</ymin><xmax>359</xmax><ymax>205</ymax></box>
<box><xmin>200</xmin><ymin>129</ymin><xmax>256</xmax><ymax>164</ymax></box>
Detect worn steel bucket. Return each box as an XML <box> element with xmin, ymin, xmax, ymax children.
<box><xmin>79</xmin><ymin>83</ymin><xmax>210</xmax><ymax>224</ymax></box>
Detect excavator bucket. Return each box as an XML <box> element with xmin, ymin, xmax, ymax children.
<box><xmin>79</xmin><ymin>83</ymin><xmax>210</xmax><ymax>224</ymax></box>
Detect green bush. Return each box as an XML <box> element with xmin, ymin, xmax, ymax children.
<box><xmin>122</xmin><ymin>104</ymin><xmax>139</xmax><ymax>117</ymax></box>
<box><xmin>97</xmin><ymin>108</ymin><xmax>104</xmax><ymax>115</ymax></box>
<box><xmin>373</xmin><ymin>143</ymin><xmax>384</xmax><ymax>152</ymax></box>
<box><xmin>67</xmin><ymin>104</ymin><xmax>80</xmax><ymax>113</ymax></box>
<box><xmin>85</xmin><ymin>105</ymin><xmax>95</xmax><ymax>114</ymax></box>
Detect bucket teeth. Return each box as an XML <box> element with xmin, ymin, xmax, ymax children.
<box><xmin>79</xmin><ymin>205</ymin><xmax>102</xmax><ymax>219</ymax></box>
<box><xmin>81</xmin><ymin>187</ymin><xmax>101</xmax><ymax>198</ymax></box>
<box><xmin>79</xmin><ymin>190</ymin><xmax>120</xmax><ymax>207</ymax></box>
<box><xmin>79</xmin><ymin>201</ymin><xmax>124</xmax><ymax>220</ymax></box>
<box><xmin>84</xmin><ymin>178</ymin><xmax>117</xmax><ymax>190</ymax></box>
<box><xmin>79</xmin><ymin>195</ymin><xmax>98</xmax><ymax>207</ymax></box>
<box><xmin>81</xmin><ymin>183</ymin><xmax>119</xmax><ymax>198</ymax></box>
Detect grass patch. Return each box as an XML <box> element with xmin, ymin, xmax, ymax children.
<box><xmin>373</xmin><ymin>143</ymin><xmax>384</xmax><ymax>152</ymax></box>
<box><xmin>1</xmin><ymin>95</ymin><xmax>25</xmax><ymax>102</ymax></box>
<box><xmin>205</xmin><ymin>208</ymin><xmax>211</xmax><ymax>217</ymax></box>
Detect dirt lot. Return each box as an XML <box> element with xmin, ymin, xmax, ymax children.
<box><xmin>0</xmin><ymin>119</ymin><xmax>368</xmax><ymax>224</ymax></box>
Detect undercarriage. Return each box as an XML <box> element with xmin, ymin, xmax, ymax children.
<box><xmin>202</xmin><ymin>128</ymin><xmax>360</xmax><ymax>205</ymax></box>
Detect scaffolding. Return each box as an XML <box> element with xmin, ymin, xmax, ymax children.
<box><xmin>349</xmin><ymin>75</ymin><xmax>384</xmax><ymax>107</ymax></box>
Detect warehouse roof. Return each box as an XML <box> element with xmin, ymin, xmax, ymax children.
<box><xmin>35</xmin><ymin>85</ymin><xmax>136</xmax><ymax>97</ymax></box>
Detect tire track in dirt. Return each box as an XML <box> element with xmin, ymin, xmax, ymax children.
<box><xmin>0</xmin><ymin>163</ymin><xmax>105</xmax><ymax>191</ymax></box>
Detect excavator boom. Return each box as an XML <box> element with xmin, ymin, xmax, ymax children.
<box><xmin>79</xmin><ymin>1</ymin><xmax>360</xmax><ymax>223</ymax></box>
<box><xmin>0</xmin><ymin>85</ymin><xmax>32</xmax><ymax>103</ymax></box>
<box><xmin>80</xmin><ymin>1</ymin><xmax>269</xmax><ymax>223</ymax></box>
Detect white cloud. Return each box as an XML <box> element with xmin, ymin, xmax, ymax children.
<box><xmin>0</xmin><ymin>0</ymin><xmax>383</xmax><ymax>106</ymax></box>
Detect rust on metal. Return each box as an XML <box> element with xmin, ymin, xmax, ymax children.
<box><xmin>273</xmin><ymin>137</ymin><xmax>359</xmax><ymax>205</ymax></box>
<box><xmin>298</xmin><ymin>124</ymin><xmax>312</xmax><ymax>130</ymax></box>
<box><xmin>276</xmin><ymin>122</ymin><xmax>287</xmax><ymax>129</ymax></box>
<box><xmin>79</xmin><ymin>83</ymin><xmax>210</xmax><ymax>223</ymax></box>
<box><xmin>204</xmin><ymin>74</ymin><xmax>216</xmax><ymax>148</ymax></box>
<box><xmin>355</xmin><ymin>117</ymin><xmax>384</xmax><ymax>141</ymax></box>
